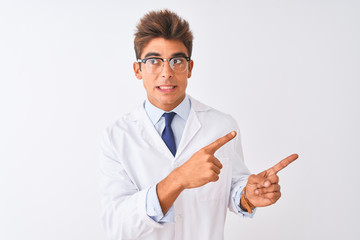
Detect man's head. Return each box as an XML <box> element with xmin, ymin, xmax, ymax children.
<box><xmin>134</xmin><ymin>9</ymin><xmax>193</xmax><ymax>60</ymax></box>
<box><xmin>133</xmin><ymin>9</ymin><xmax>194</xmax><ymax>111</ymax></box>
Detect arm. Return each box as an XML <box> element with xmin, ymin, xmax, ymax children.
<box><xmin>146</xmin><ymin>185</ymin><xmax>174</xmax><ymax>222</ymax></box>
<box><xmin>99</xmin><ymin>128</ymin><xmax>164</xmax><ymax>240</ymax></box>
<box><xmin>228</xmin><ymin>118</ymin><xmax>256</xmax><ymax>217</ymax></box>
<box><xmin>156</xmin><ymin>172</ymin><xmax>184</xmax><ymax>215</ymax></box>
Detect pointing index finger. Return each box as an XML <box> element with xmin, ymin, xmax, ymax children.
<box><xmin>267</xmin><ymin>153</ymin><xmax>299</xmax><ymax>175</ymax></box>
<box><xmin>204</xmin><ymin>131</ymin><xmax>237</xmax><ymax>154</ymax></box>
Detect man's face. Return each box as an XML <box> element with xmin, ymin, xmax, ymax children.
<box><xmin>133</xmin><ymin>38</ymin><xmax>193</xmax><ymax>111</ymax></box>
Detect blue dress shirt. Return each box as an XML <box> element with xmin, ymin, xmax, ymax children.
<box><xmin>144</xmin><ymin>95</ymin><xmax>254</xmax><ymax>223</ymax></box>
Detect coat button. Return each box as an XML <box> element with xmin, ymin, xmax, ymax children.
<box><xmin>175</xmin><ymin>214</ymin><xmax>182</xmax><ymax>222</ymax></box>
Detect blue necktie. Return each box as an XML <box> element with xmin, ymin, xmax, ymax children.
<box><xmin>162</xmin><ymin>112</ymin><xmax>176</xmax><ymax>156</ymax></box>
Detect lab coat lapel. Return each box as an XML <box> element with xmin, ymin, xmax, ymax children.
<box><xmin>175</xmin><ymin>107</ymin><xmax>201</xmax><ymax>158</ymax></box>
<box><xmin>132</xmin><ymin>104</ymin><xmax>175</xmax><ymax>159</ymax></box>
<box><xmin>175</xmin><ymin>96</ymin><xmax>211</xmax><ymax>158</ymax></box>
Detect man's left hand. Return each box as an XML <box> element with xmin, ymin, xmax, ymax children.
<box><xmin>243</xmin><ymin>153</ymin><xmax>299</xmax><ymax>208</ymax></box>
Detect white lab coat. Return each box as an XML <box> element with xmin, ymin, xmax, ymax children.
<box><xmin>99</xmin><ymin>96</ymin><xmax>251</xmax><ymax>240</ymax></box>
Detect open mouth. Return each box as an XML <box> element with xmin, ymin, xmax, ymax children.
<box><xmin>157</xmin><ymin>85</ymin><xmax>176</xmax><ymax>90</ymax></box>
<box><xmin>156</xmin><ymin>85</ymin><xmax>177</xmax><ymax>92</ymax></box>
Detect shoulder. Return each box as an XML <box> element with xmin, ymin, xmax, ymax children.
<box><xmin>102</xmin><ymin>103</ymin><xmax>145</xmax><ymax>141</ymax></box>
<box><xmin>189</xmin><ymin>96</ymin><xmax>242</xmax><ymax>156</ymax></box>
<box><xmin>189</xmin><ymin>95</ymin><xmax>238</xmax><ymax>128</ymax></box>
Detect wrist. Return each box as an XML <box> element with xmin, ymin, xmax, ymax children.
<box><xmin>240</xmin><ymin>187</ymin><xmax>255</xmax><ymax>213</ymax></box>
<box><xmin>168</xmin><ymin>169</ymin><xmax>186</xmax><ymax>191</ymax></box>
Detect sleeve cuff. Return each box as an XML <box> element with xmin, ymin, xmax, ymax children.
<box><xmin>234</xmin><ymin>185</ymin><xmax>256</xmax><ymax>218</ymax></box>
<box><xmin>146</xmin><ymin>184</ymin><xmax>174</xmax><ymax>223</ymax></box>
<box><xmin>136</xmin><ymin>187</ymin><xmax>164</xmax><ymax>229</ymax></box>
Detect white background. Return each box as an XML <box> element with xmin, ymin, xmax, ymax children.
<box><xmin>1</xmin><ymin>0</ymin><xmax>359</xmax><ymax>239</ymax></box>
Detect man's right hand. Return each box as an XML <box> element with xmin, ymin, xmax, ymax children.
<box><xmin>156</xmin><ymin>131</ymin><xmax>237</xmax><ymax>215</ymax></box>
<box><xmin>173</xmin><ymin>131</ymin><xmax>237</xmax><ymax>189</ymax></box>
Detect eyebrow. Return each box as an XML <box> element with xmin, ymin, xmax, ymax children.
<box><xmin>171</xmin><ymin>52</ymin><xmax>188</xmax><ymax>58</ymax></box>
<box><xmin>144</xmin><ymin>52</ymin><xmax>161</xmax><ymax>58</ymax></box>
<box><xmin>143</xmin><ymin>52</ymin><xmax>189</xmax><ymax>59</ymax></box>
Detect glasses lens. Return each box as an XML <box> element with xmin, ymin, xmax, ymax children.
<box><xmin>170</xmin><ymin>57</ymin><xmax>188</xmax><ymax>72</ymax></box>
<box><xmin>145</xmin><ymin>58</ymin><xmax>163</xmax><ymax>73</ymax></box>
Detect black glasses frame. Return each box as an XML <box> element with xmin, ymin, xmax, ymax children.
<box><xmin>137</xmin><ymin>56</ymin><xmax>191</xmax><ymax>64</ymax></box>
<box><xmin>137</xmin><ymin>56</ymin><xmax>191</xmax><ymax>72</ymax></box>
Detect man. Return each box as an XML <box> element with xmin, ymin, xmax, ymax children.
<box><xmin>99</xmin><ymin>9</ymin><xmax>298</xmax><ymax>240</ymax></box>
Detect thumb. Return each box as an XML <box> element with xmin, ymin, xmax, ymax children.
<box><xmin>248</xmin><ymin>174</ymin><xmax>271</xmax><ymax>188</ymax></box>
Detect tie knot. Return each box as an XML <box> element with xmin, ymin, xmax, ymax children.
<box><xmin>163</xmin><ymin>112</ymin><xmax>176</xmax><ymax>127</ymax></box>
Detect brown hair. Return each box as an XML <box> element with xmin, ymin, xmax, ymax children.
<box><xmin>134</xmin><ymin>9</ymin><xmax>193</xmax><ymax>59</ymax></box>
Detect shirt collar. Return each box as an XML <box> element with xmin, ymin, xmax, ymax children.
<box><xmin>144</xmin><ymin>95</ymin><xmax>191</xmax><ymax>125</ymax></box>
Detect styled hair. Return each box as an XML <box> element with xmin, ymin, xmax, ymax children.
<box><xmin>134</xmin><ymin>9</ymin><xmax>193</xmax><ymax>59</ymax></box>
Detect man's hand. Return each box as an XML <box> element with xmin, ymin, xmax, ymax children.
<box><xmin>243</xmin><ymin>154</ymin><xmax>299</xmax><ymax>208</ymax></box>
<box><xmin>157</xmin><ymin>131</ymin><xmax>236</xmax><ymax>214</ymax></box>
<box><xmin>173</xmin><ymin>131</ymin><xmax>237</xmax><ymax>189</ymax></box>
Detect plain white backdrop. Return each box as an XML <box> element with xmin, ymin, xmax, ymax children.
<box><xmin>1</xmin><ymin>0</ymin><xmax>359</xmax><ymax>239</ymax></box>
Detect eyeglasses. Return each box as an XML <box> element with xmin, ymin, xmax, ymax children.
<box><xmin>137</xmin><ymin>56</ymin><xmax>191</xmax><ymax>74</ymax></box>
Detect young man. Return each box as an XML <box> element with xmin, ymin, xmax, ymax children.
<box><xmin>99</xmin><ymin>9</ymin><xmax>298</xmax><ymax>240</ymax></box>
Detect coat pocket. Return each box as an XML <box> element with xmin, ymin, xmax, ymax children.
<box><xmin>196</xmin><ymin>157</ymin><xmax>230</xmax><ymax>201</ymax></box>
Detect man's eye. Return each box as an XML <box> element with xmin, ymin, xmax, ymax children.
<box><xmin>147</xmin><ymin>58</ymin><xmax>159</xmax><ymax>65</ymax></box>
<box><xmin>172</xmin><ymin>58</ymin><xmax>183</xmax><ymax>64</ymax></box>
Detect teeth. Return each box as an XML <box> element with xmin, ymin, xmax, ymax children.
<box><xmin>159</xmin><ymin>86</ymin><xmax>174</xmax><ymax>90</ymax></box>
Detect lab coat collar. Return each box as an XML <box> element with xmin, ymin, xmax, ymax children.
<box><xmin>144</xmin><ymin>95</ymin><xmax>191</xmax><ymax>125</ymax></box>
<box><xmin>126</xmin><ymin>95</ymin><xmax>211</xmax><ymax>122</ymax></box>
<box><xmin>125</xmin><ymin>95</ymin><xmax>211</xmax><ymax>159</ymax></box>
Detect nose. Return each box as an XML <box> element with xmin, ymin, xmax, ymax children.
<box><xmin>161</xmin><ymin>60</ymin><xmax>173</xmax><ymax>79</ymax></box>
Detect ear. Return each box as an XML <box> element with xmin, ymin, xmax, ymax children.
<box><xmin>187</xmin><ymin>60</ymin><xmax>194</xmax><ymax>78</ymax></box>
<box><xmin>133</xmin><ymin>62</ymin><xmax>142</xmax><ymax>80</ymax></box>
